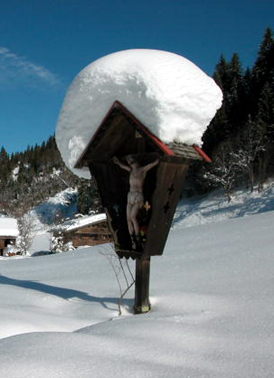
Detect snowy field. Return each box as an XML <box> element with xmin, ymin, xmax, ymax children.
<box><xmin>0</xmin><ymin>186</ymin><xmax>274</xmax><ymax>377</ymax></box>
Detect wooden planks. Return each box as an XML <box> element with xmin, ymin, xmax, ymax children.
<box><xmin>144</xmin><ymin>162</ymin><xmax>189</xmax><ymax>256</ymax></box>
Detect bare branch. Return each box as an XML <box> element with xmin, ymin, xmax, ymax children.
<box><xmin>100</xmin><ymin>245</ymin><xmax>135</xmax><ymax>315</ymax></box>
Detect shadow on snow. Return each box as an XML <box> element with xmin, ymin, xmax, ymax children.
<box><xmin>0</xmin><ymin>274</ymin><xmax>132</xmax><ymax>311</ymax></box>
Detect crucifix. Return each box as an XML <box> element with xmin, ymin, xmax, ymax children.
<box><xmin>113</xmin><ymin>155</ymin><xmax>159</xmax><ymax>251</ymax></box>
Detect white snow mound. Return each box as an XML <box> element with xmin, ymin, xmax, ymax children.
<box><xmin>56</xmin><ymin>49</ymin><xmax>223</xmax><ymax>178</ymax></box>
<box><xmin>0</xmin><ymin>217</ymin><xmax>19</xmax><ymax>237</ymax></box>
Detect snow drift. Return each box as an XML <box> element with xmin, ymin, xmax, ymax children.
<box><xmin>0</xmin><ymin>208</ymin><xmax>274</xmax><ymax>377</ymax></box>
<box><xmin>56</xmin><ymin>49</ymin><xmax>222</xmax><ymax>178</ymax></box>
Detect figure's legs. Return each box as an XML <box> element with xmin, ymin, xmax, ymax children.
<box><xmin>130</xmin><ymin>203</ymin><xmax>142</xmax><ymax>236</ymax></box>
<box><xmin>127</xmin><ymin>202</ymin><xmax>143</xmax><ymax>250</ymax></box>
<box><xmin>127</xmin><ymin>202</ymin><xmax>137</xmax><ymax>249</ymax></box>
<box><xmin>126</xmin><ymin>203</ymin><xmax>134</xmax><ymax>235</ymax></box>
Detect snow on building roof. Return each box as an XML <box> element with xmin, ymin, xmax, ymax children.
<box><xmin>55</xmin><ymin>213</ymin><xmax>107</xmax><ymax>233</ymax></box>
<box><xmin>0</xmin><ymin>217</ymin><xmax>19</xmax><ymax>238</ymax></box>
<box><xmin>56</xmin><ymin>49</ymin><xmax>222</xmax><ymax>178</ymax></box>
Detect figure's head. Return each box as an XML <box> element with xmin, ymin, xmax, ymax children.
<box><xmin>126</xmin><ymin>155</ymin><xmax>139</xmax><ymax>167</ymax></box>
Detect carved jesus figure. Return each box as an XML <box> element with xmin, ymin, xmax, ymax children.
<box><xmin>113</xmin><ymin>155</ymin><xmax>159</xmax><ymax>249</ymax></box>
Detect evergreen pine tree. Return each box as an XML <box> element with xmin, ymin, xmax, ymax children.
<box><xmin>256</xmin><ymin>81</ymin><xmax>274</xmax><ymax>188</ymax></box>
<box><xmin>251</xmin><ymin>27</ymin><xmax>274</xmax><ymax>115</ymax></box>
<box><xmin>203</xmin><ymin>53</ymin><xmax>245</xmax><ymax>154</ymax></box>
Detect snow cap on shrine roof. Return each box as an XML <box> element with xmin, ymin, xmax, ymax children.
<box><xmin>56</xmin><ymin>49</ymin><xmax>222</xmax><ymax>178</ymax></box>
<box><xmin>74</xmin><ymin>101</ymin><xmax>212</xmax><ymax>169</ymax></box>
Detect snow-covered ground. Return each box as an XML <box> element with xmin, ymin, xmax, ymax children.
<box><xmin>173</xmin><ymin>182</ymin><xmax>274</xmax><ymax>229</ymax></box>
<box><xmin>0</xmin><ymin>184</ymin><xmax>273</xmax><ymax>377</ymax></box>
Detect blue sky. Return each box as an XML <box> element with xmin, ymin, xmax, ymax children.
<box><xmin>0</xmin><ymin>0</ymin><xmax>274</xmax><ymax>154</ymax></box>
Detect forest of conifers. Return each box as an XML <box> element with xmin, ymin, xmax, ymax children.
<box><xmin>0</xmin><ymin>27</ymin><xmax>273</xmax><ymax>214</ymax></box>
<box><xmin>0</xmin><ymin>136</ymin><xmax>100</xmax><ymax>217</ymax></box>
<box><xmin>200</xmin><ymin>27</ymin><xmax>274</xmax><ymax>199</ymax></box>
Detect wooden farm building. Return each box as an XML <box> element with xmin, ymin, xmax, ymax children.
<box><xmin>0</xmin><ymin>217</ymin><xmax>19</xmax><ymax>257</ymax></box>
<box><xmin>54</xmin><ymin>213</ymin><xmax>113</xmax><ymax>248</ymax></box>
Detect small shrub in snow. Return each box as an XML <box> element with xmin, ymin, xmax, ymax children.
<box><xmin>16</xmin><ymin>214</ymin><xmax>36</xmax><ymax>256</ymax></box>
<box><xmin>51</xmin><ymin>232</ymin><xmax>75</xmax><ymax>253</ymax></box>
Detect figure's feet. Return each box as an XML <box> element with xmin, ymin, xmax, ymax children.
<box><xmin>131</xmin><ymin>235</ymin><xmax>142</xmax><ymax>252</ymax></box>
<box><xmin>130</xmin><ymin>235</ymin><xmax>137</xmax><ymax>251</ymax></box>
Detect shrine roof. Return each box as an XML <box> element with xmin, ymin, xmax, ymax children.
<box><xmin>75</xmin><ymin>101</ymin><xmax>211</xmax><ymax>168</ymax></box>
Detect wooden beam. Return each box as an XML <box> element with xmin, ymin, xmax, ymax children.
<box><xmin>134</xmin><ymin>257</ymin><xmax>151</xmax><ymax>314</ymax></box>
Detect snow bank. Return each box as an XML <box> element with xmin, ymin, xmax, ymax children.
<box><xmin>0</xmin><ymin>209</ymin><xmax>274</xmax><ymax>377</ymax></box>
<box><xmin>56</xmin><ymin>49</ymin><xmax>222</xmax><ymax>178</ymax></box>
<box><xmin>28</xmin><ymin>232</ymin><xmax>52</xmax><ymax>255</ymax></box>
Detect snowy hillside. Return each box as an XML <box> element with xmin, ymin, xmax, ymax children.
<box><xmin>0</xmin><ymin>185</ymin><xmax>274</xmax><ymax>377</ymax></box>
<box><xmin>173</xmin><ymin>181</ymin><xmax>274</xmax><ymax>229</ymax></box>
<box><xmin>31</xmin><ymin>187</ymin><xmax>78</xmax><ymax>229</ymax></box>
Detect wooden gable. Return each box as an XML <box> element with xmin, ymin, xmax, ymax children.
<box><xmin>75</xmin><ymin>101</ymin><xmax>209</xmax><ymax>167</ymax></box>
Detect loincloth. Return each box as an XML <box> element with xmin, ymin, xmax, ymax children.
<box><xmin>127</xmin><ymin>191</ymin><xmax>144</xmax><ymax>206</ymax></box>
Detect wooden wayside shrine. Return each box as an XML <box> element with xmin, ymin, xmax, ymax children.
<box><xmin>75</xmin><ymin>101</ymin><xmax>210</xmax><ymax>313</ymax></box>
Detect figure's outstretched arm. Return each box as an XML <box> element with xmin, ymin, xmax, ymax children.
<box><xmin>142</xmin><ymin>159</ymin><xmax>159</xmax><ymax>173</ymax></box>
<box><xmin>113</xmin><ymin>156</ymin><xmax>131</xmax><ymax>172</ymax></box>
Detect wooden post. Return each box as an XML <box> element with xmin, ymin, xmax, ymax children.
<box><xmin>134</xmin><ymin>257</ymin><xmax>151</xmax><ymax>314</ymax></box>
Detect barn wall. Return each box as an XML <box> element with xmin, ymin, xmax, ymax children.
<box><xmin>63</xmin><ymin>221</ymin><xmax>113</xmax><ymax>248</ymax></box>
<box><xmin>0</xmin><ymin>237</ymin><xmax>17</xmax><ymax>256</ymax></box>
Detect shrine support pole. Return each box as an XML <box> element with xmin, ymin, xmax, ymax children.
<box><xmin>134</xmin><ymin>257</ymin><xmax>151</xmax><ymax>314</ymax></box>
